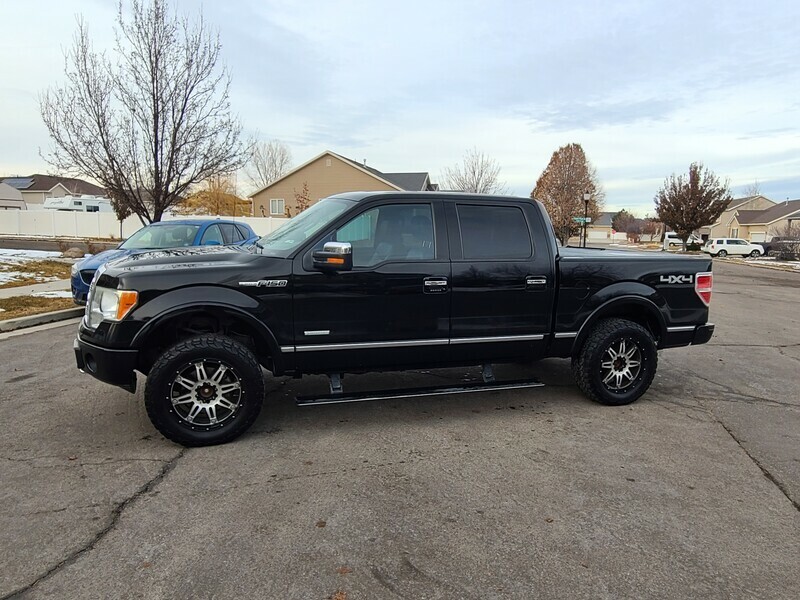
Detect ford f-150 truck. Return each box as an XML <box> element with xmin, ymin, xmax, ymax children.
<box><xmin>74</xmin><ymin>192</ymin><xmax>714</xmax><ymax>446</ymax></box>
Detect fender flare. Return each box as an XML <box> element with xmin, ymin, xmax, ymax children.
<box><xmin>573</xmin><ymin>294</ymin><xmax>667</xmax><ymax>353</ymax></box>
<box><xmin>131</xmin><ymin>301</ymin><xmax>284</xmax><ymax>371</ymax></box>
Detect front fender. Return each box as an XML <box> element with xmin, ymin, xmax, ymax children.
<box><xmin>130</xmin><ymin>286</ymin><xmax>283</xmax><ymax>367</ymax></box>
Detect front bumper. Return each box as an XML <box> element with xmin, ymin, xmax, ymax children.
<box><xmin>74</xmin><ymin>337</ymin><xmax>138</xmax><ymax>393</ymax></box>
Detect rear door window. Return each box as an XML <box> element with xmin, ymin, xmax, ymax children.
<box><xmin>456</xmin><ymin>204</ymin><xmax>532</xmax><ymax>260</ymax></box>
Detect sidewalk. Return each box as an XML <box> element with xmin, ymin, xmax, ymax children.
<box><xmin>0</xmin><ymin>279</ymin><xmax>71</xmax><ymax>299</ymax></box>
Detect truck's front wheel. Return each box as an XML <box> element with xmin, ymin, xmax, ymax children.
<box><xmin>572</xmin><ymin>318</ymin><xmax>657</xmax><ymax>406</ymax></box>
<box><xmin>144</xmin><ymin>335</ymin><xmax>265</xmax><ymax>446</ymax></box>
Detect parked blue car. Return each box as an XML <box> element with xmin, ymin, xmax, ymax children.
<box><xmin>71</xmin><ymin>219</ymin><xmax>258</xmax><ymax>304</ymax></box>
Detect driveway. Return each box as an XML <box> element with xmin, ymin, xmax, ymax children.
<box><xmin>1</xmin><ymin>261</ymin><xmax>798</xmax><ymax>599</ymax></box>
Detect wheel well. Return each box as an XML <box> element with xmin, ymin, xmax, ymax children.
<box><xmin>136</xmin><ymin>308</ymin><xmax>275</xmax><ymax>375</ymax></box>
<box><xmin>575</xmin><ymin>301</ymin><xmax>663</xmax><ymax>357</ymax></box>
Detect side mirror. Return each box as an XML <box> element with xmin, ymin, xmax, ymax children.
<box><xmin>313</xmin><ymin>241</ymin><xmax>353</xmax><ymax>271</ymax></box>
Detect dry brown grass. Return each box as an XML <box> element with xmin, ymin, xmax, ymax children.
<box><xmin>0</xmin><ymin>296</ymin><xmax>76</xmax><ymax>320</ymax></box>
<box><xmin>0</xmin><ymin>260</ymin><xmax>73</xmax><ymax>289</ymax></box>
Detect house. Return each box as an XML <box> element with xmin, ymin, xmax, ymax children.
<box><xmin>0</xmin><ymin>182</ymin><xmax>26</xmax><ymax>210</ymax></box>
<box><xmin>250</xmin><ymin>151</ymin><xmax>438</xmax><ymax>217</ymax></box>
<box><xmin>699</xmin><ymin>195</ymin><xmax>775</xmax><ymax>240</ymax></box>
<box><xmin>725</xmin><ymin>199</ymin><xmax>800</xmax><ymax>242</ymax></box>
<box><xmin>0</xmin><ymin>174</ymin><xmax>107</xmax><ymax>207</ymax></box>
<box><xmin>586</xmin><ymin>211</ymin><xmax>616</xmax><ymax>241</ymax></box>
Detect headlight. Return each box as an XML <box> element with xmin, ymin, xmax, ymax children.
<box><xmin>86</xmin><ymin>287</ymin><xmax>138</xmax><ymax>329</ymax></box>
<box><xmin>71</xmin><ymin>263</ymin><xmax>79</xmax><ymax>276</ymax></box>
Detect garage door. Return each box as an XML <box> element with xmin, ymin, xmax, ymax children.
<box><xmin>750</xmin><ymin>232</ymin><xmax>766</xmax><ymax>242</ymax></box>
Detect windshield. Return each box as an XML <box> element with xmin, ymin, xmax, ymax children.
<box><xmin>255</xmin><ymin>197</ymin><xmax>355</xmax><ymax>256</ymax></box>
<box><xmin>121</xmin><ymin>224</ymin><xmax>201</xmax><ymax>250</ymax></box>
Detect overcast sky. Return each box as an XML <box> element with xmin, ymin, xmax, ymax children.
<box><xmin>2</xmin><ymin>0</ymin><xmax>799</xmax><ymax>214</ymax></box>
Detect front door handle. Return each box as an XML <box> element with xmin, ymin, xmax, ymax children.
<box><xmin>526</xmin><ymin>276</ymin><xmax>547</xmax><ymax>289</ymax></box>
<box><xmin>423</xmin><ymin>277</ymin><xmax>448</xmax><ymax>293</ymax></box>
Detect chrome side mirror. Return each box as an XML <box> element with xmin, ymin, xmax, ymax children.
<box><xmin>312</xmin><ymin>241</ymin><xmax>353</xmax><ymax>271</ymax></box>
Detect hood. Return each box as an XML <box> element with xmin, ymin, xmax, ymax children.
<box><xmin>77</xmin><ymin>248</ymin><xmax>136</xmax><ymax>271</ymax></box>
<box><xmin>97</xmin><ymin>245</ymin><xmax>288</xmax><ymax>292</ymax></box>
<box><xmin>107</xmin><ymin>245</ymin><xmax>243</xmax><ymax>270</ymax></box>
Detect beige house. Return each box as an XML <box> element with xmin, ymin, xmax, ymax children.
<box><xmin>724</xmin><ymin>199</ymin><xmax>800</xmax><ymax>242</ymax></box>
<box><xmin>700</xmin><ymin>195</ymin><xmax>775</xmax><ymax>240</ymax></box>
<box><xmin>0</xmin><ymin>174</ymin><xmax>107</xmax><ymax>206</ymax></box>
<box><xmin>250</xmin><ymin>151</ymin><xmax>437</xmax><ymax>217</ymax></box>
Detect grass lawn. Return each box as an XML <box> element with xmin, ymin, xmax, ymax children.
<box><xmin>0</xmin><ymin>260</ymin><xmax>73</xmax><ymax>289</ymax></box>
<box><xmin>0</xmin><ymin>296</ymin><xmax>77</xmax><ymax>320</ymax></box>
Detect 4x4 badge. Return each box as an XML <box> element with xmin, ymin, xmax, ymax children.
<box><xmin>659</xmin><ymin>274</ymin><xmax>693</xmax><ymax>284</ymax></box>
<box><xmin>238</xmin><ymin>280</ymin><xmax>288</xmax><ymax>287</ymax></box>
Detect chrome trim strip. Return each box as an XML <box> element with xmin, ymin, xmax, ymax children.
<box><xmin>304</xmin><ymin>330</ymin><xmax>330</xmax><ymax>336</ymax></box>
<box><xmin>449</xmin><ymin>334</ymin><xmax>545</xmax><ymax>344</ymax></box>
<box><xmin>280</xmin><ymin>346</ymin><xmax>295</xmax><ymax>353</ymax></box>
<box><xmin>553</xmin><ymin>332</ymin><xmax>578</xmax><ymax>339</ymax></box>
<box><xmin>666</xmin><ymin>325</ymin><xmax>696</xmax><ymax>333</ymax></box>
<box><xmin>294</xmin><ymin>338</ymin><xmax>450</xmax><ymax>352</ymax></box>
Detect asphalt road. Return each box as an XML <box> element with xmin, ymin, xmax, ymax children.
<box><xmin>1</xmin><ymin>260</ymin><xmax>798</xmax><ymax>599</ymax></box>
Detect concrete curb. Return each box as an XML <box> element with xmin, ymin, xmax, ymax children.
<box><xmin>0</xmin><ymin>307</ymin><xmax>84</xmax><ymax>332</ymax></box>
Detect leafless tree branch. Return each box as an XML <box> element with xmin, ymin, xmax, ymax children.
<box><xmin>39</xmin><ymin>0</ymin><xmax>246</xmax><ymax>223</ymax></box>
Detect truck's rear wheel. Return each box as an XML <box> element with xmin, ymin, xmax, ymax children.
<box><xmin>572</xmin><ymin>318</ymin><xmax>657</xmax><ymax>406</ymax></box>
<box><xmin>145</xmin><ymin>334</ymin><xmax>265</xmax><ymax>446</ymax></box>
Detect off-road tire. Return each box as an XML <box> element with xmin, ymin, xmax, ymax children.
<box><xmin>572</xmin><ymin>318</ymin><xmax>657</xmax><ymax>406</ymax></box>
<box><xmin>145</xmin><ymin>334</ymin><xmax>265</xmax><ymax>447</ymax></box>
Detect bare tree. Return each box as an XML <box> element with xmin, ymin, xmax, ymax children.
<box><xmin>654</xmin><ymin>163</ymin><xmax>731</xmax><ymax>250</ymax></box>
<box><xmin>532</xmin><ymin>143</ymin><xmax>605</xmax><ymax>244</ymax></box>
<box><xmin>742</xmin><ymin>179</ymin><xmax>762</xmax><ymax>197</ymax></box>
<box><xmin>441</xmin><ymin>148</ymin><xmax>508</xmax><ymax>194</ymax></box>
<box><xmin>40</xmin><ymin>0</ymin><xmax>247</xmax><ymax>223</ymax></box>
<box><xmin>287</xmin><ymin>181</ymin><xmax>311</xmax><ymax>217</ymax></box>
<box><xmin>244</xmin><ymin>139</ymin><xmax>293</xmax><ymax>194</ymax></box>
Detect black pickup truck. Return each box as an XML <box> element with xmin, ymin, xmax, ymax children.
<box><xmin>74</xmin><ymin>192</ymin><xmax>714</xmax><ymax>446</ymax></box>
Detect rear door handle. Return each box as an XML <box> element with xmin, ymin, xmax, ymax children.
<box><xmin>423</xmin><ymin>277</ymin><xmax>448</xmax><ymax>293</ymax></box>
<box><xmin>526</xmin><ymin>276</ymin><xmax>547</xmax><ymax>289</ymax></box>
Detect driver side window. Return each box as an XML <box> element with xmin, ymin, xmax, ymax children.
<box><xmin>332</xmin><ymin>204</ymin><xmax>434</xmax><ymax>268</ymax></box>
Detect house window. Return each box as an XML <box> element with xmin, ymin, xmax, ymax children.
<box><xmin>269</xmin><ymin>198</ymin><xmax>285</xmax><ymax>215</ymax></box>
<box><xmin>325</xmin><ymin>158</ymin><xmax>332</xmax><ymax>167</ymax></box>
<box><xmin>731</xmin><ymin>228</ymin><xmax>738</xmax><ymax>238</ymax></box>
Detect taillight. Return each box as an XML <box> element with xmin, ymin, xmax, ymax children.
<box><xmin>695</xmin><ymin>272</ymin><xmax>712</xmax><ymax>306</ymax></box>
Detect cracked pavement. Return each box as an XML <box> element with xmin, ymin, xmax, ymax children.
<box><xmin>1</xmin><ymin>261</ymin><xmax>798</xmax><ymax>599</ymax></box>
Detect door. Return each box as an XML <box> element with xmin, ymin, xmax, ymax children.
<box><xmin>447</xmin><ymin>201</ymin><xmax>554</xmax><ymax>363</ymax></box>
<box><xmin>291</xmin><ymin>199</ymin><xmax>451</xmax><ymax>373</ymax></box>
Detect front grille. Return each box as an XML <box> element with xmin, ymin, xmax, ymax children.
<box><xmin>80</xmin><ymin>269</ymin><xmax>96</xmax><ymax>285</ymax></box>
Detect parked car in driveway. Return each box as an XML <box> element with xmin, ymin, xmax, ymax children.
<box><xmin>71</xmin><ymin>219</ymin><xmax>258</xmax><ymax>304</ymax></box>
<box><xmin>761</xmin><ymin>236</ymin><xmax>800</xmax><ymax>258</ymax></box>
<box><xmin>702</xmin><ymin>238</ymin><xmax>764</xmax><ymax>258</ymax></box>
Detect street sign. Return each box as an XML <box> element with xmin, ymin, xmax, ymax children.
<box><xmin>572</xmin><ymin>217</ymin><xmax>592</xmax><ymax>224</ymax></box>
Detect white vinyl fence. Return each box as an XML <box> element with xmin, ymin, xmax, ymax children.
<box><xmin>0</xmin><ymin>210</ymin><xmax>289</xmax><ymax>239</ymax></box>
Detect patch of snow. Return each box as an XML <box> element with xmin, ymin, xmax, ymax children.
<box><xmin>0</xmin><ymin>308</ymin><xmax>5</xmax><ymax>312</ymax></box>
<box><xmin>31</xmin><ymin>290</ymin><xmax>73</xmax><ymax>299</ymax></box>
<box><xmin>0</xmin><ymin>249</ymin><xmax>62</xmax><ymax>260</ymax></box>
<box><xmin>0</xmin><ymin>271</ymin><xmax>29</xmax><ymax>284</ymax></box>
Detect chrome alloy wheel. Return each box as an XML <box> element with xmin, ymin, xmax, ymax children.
<box><xmin>169</xmin><ymin>360</ymin><xmax>242</xmax><ymax>427</ymax></box>
<box><xmin>600</xmin><ymin>338</ymin><xmax>642</xmax><ymax>392</ymax></box>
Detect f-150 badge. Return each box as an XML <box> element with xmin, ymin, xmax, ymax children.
<box><xmin>659</xmin><ymin>274</ymin><xmax>693</xmax><ymax>284</ymax></box>
<box><xmin>238</xmin><ymin>280</ymin><xmax>288</xmax><ymax>287</ymax></box>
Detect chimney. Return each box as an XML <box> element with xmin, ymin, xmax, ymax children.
<box><xmin>363</xmin><ymin>159</ymin><xmax>367</xmax><ymax>167</ymax></box>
